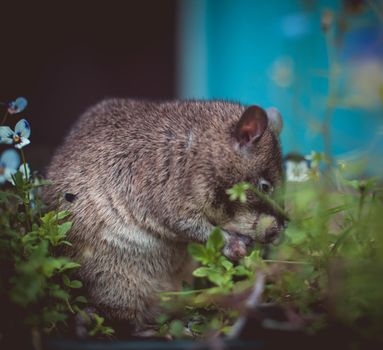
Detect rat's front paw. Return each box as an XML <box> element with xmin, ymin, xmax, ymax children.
<box><xmin>222</xmin><ymin>232</ymin><xmax>251</xmax><ymax>261</ymax></box>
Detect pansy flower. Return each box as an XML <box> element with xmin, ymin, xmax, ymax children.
<box><xmin>7</xmin><ymin>97</ymin><xmax>28</xmax><ymax>114</ymax></box>
<box><xmin>0</xmin><ymin>119</ymin><xmax>31</xmax><ymax>149</ymax></box>
<box><xmin>0</xmin><ymin>149</ymin><xmax>20</xmax><ymax>184</ymax></box>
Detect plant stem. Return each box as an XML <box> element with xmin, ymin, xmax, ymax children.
<box><xmin>358</xmin><ymin>186</ymin><xmax>366</xmax><ymax>222</ymax></box>
<box><xmin>250</xmin><ymin>185</ymin><xmax>289</xmax><ymax>222</ymax></box>
<box><xmin>1</xmin><ymin>111</ymin><xmax>8</xmax><ymax>125</ymax></box>
<box><xmin>161</xmin><ymin>288</ymin><xmax>208</xmax><ymax>296</ymax></box>
<box><xmin>263</xmin><ymin>259</ymin><xmax>310</xmax><ymax>265</ymax></box>
<box><xmin>19</xmin><ymin>148</ymin><xmax>31</xmax><ymax>231</ymax></box>
<box><xmin>322</xmin><ymin>30</ymin><xmax>338</xmax><ymax>170</ymax></box>
<box><xmin>20</xmin><ymin>148</ymin><xmax>29</xmax><ymax>182</ymax></box>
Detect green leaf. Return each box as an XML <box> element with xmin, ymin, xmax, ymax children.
<box><xmin>221</xmin><ymin>259</ymin><xmax>233</xmax><ymax>271</ymax></box>
<box><xmin>188</xmin><ymin>243</ymin><xmax>209</xmax><ymax>264</ymax></box>
<box><xmin>62</xmin><ymin>275</ymin><xmax>82</xmax><ymax>288</ymax></box>
<box><xmin>69</xmin><ymin>280</ymin><xmax>83</xmax><ymax>289</ymax></box>
<box><xmin>57</xmin><ymin>222</ymin><xmax>72</xmax><ymax>237</ymax></box>
<box><xmin>226</xmin><ymin>182</ymin><xmax>251</xmax><ymax>203</ymax></box>
<box><xmin>74</xmin><ymin>296</ymin><xmax>88</xmax><ymax>304</ymax></box>
<box><xmin>243</xmin><ymin>249</ymin><xmax>263</xmax><ymax>270</ymax></box>
<box><xmin>56</xmin><ymin>211</ymin><xmax>71</xmax><ymax>220</ymax></box>
<box><xmin>42</xmin><ymin>258</ymin><xmax>65</xmax><ymax>277</ymax></box>
<box><xmin>234</xmin><ymin>265</ymin><xmax>250</xmax><ymax>276</ymax></box>
<box><xmin>155</xmin><ymin>314</ymin><xmax>169</xmax><ymax>324</ymax></box>
<box><xmin>50</xmin><ymin>288</ymin><xmax>70</xmax><ymax>301</ymax></box>
<box><xmin>207</xmin><ymin>227</ymin><xmax>224</xmax><ymax>252</ymax></box>
<box><xmin>285</xmin><ymin>226</ymin><xmax>307</xmax><ymax>245</ymax></box>
<box><xmin>43</xmin><ymin>309</ymin><xmax>68</xmax><ymax>324</ymax></box>
<box><xmin>169</xmin><ymin>320</ymin><xmax>184</xmax><ymax>338</ymax></box>
<box><xmin>60</xmin><ymin>261</ymin><xmax>81</xmax><ymax>272</ymax></box>
<box><xmin>0</xmin><ymin>191</ymin><xmax>22</xmax><ymax>204</ymax></box>
<box><xmin>192</xmin><ymin>267</ymin><xmax>211</xmax><ymax>277</ymax></box>
<box><xmin>206</xmin><ymin>270</ymin><xmax>231</xmax><ymax>287</ymax></box>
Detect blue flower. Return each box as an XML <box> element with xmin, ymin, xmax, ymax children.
<box><xmin>7</xmin><ymin>97</ymin><xmax>28</xmax><ymax>114</ymax></box>
<box><xmin>0</xmin><ymin>149</ymin><xmax>20</xmax><ymax>184</ymax></box>
<box><xmin>0</xmin><ymin>119</ymin><xmax>31</xmax><ymax>149</ymax></box>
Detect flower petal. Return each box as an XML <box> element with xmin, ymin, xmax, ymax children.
<box><xmin>19</xmin><ymin>163</ymin><xmax>30</xmax><ymax>179</ymax></box>
<box><xmin>0</xmin><ymin>126</ymin><xmax>14</xmax><ymax>139</ymax></box>
<box><xmin>0</xmin><ymin>138</ymin><xmax>13</xmax><ymax>145</ymax></box>
<box><xmin>4</xmin><ymin>168</ymin><xmax>17</xmax><ymax>183</ymax></box>
<box><xmin>15</xmin><ymin>119</ymin><xmax>31</xmax><ymax>139</ymax></box>
<box><xmin>14</xmin><ymin>137</ymin><xmax>30</xmax><ymax>149</ymax></box>
<box><xmin>0</xmin><ymin>175</ymin><xmax>7</xmax><ymax>185</ymax></box>
<box><xmin>8</xmin><ymin>97</ymin><xmax>28</xmax><ymax>114</ymax></box>
<box><xmin>0</xmin><ymin>149</ymin><xmax>20</xmax><ymax>170</ymax></box>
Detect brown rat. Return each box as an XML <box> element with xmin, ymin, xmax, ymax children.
<box><xmin>44</xmin><ymin>99</ymin><xmax>284</xmax><ymax>329</ymax></box>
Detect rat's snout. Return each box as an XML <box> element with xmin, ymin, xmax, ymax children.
<box><xmin>252</xmin><ymin>213</ymin><xmax>285</xmax><ymax>244</ymax></box>
<box><xmin>263</xmin><ymin>226</ymin><xmax>280</xmax><ymax>243</ymax></box>
<box><xmin>222</xmin><ymin>211</ymin><xmax>285</xmax><ymax>245</ymax></box>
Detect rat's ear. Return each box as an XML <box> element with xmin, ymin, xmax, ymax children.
<box><xmin>266</xmin><ymin>107</ymin><xmax>283</xmax><ymax>135</ymax></box>
<box><xmin>233</xmin><ymin>105</ymin><xmax>268</xmax><ymax>148</ymax></box>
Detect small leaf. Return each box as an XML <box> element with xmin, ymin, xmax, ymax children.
<box><xmin>50</xmin><ymin>288</ymin><xmax>70</xmax><ymax>301</ymax></box>
<box><xmin>169</xmin><ymin>320</ymin><xmax>184</xmax><ymax>338</ymax></box>
<box><xmin>56</xmin><ymin>210</ymin><xmax>71</xmax><ymax>220</ymax></box>
<box><xmin>226</xmin><ymin>182</ymin><xmax>251</xmax><ymax>203</ymax></box>
<box><xmin>285</xmin><ymin>226</ymin><xmax>307</xmax><ymax>245</ymax></box>
<box><xmin>193</xmin><ymin>267</ymin><xmax>210</xmax><ymax>277</ymax></box>
<box><xmin>188</xmin><ymin>243</ymin><xmax>209</xmax><ymax>263</ymax></box>
<box><xmin>69</xmin><ymin>280</ymin><xmax>83</xmax><ymax>289</ymax></box>
<box><xmin>60</xmin><ymin>261</ymin><xmax>81</xmax><ymax>272</ymax></box>
<box><xmin>74</xmin><ymin>296</ymin><xmax>88</xmax><ymax>304</ymax></box>
<box><xmin>207</xmin><ymin>227</ymin><xmax>224</xmax><ymax>252</ymax></box>
<box><xmin>62</xmin><ymin>274</ymin><xmax>71</xmax><ymax>287</ymax></box>
<box><xmin>0</xmin><ymin>191</ymin><xmax>21</xmax><ymax>204</ymax></box>
<box><xmin>57</xmin><ymin>222</ymin><xmax>72</xmax><ymax>237</ymax></box>
<box><xmin>206</xmin><ymin>270</ymin><xmax>230</xmax><ymax>287</ymax></box>
<box><xmin>234</xmin><ymin>265</ymin><xmax>250</xmax><ymax>276</ymax></box>
<box><xmin>222</xmin><ymin>259</ymin><xmax>233</xmax><ymax>271</ymax></box>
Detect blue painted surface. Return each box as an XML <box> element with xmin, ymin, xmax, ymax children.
<box><xmin>178</xmin><ymin>0</ymin><xmax>383</xmax><ymax>171</ymax></box>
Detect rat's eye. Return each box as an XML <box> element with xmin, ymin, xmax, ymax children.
<box><xmin>259</xmin><ymin>178</ymin><xmax>273</xmax><ymax>193</ymax></box>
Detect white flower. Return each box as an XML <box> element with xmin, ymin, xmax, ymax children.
<box><xmin>285</xmin><ymin>160</ymin><xmax>309</xmax><ymax>182</ymax></box>
<box><xmin>0</xmin><ymin>149</ymin><xmax>20</xmax><ymax>184</ymax></box>
<box><xmin>19</xmin><ymin>163</ymin><xmax>31</xmax><ymax>181</ymax></box>
<box><xmin>0</xmin><ymin>119</ymin><xmax>31</xmax><ymax>149</ymax></box>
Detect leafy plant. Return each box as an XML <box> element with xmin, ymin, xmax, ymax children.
<box><xmin>157</xmin><ymin>226</ymin><xmax>266</xmax><ymax>339</ymax></box>
<box><xmin>156</xmin><ymin>154</ymin><xmax>383</xmax><ymax>346</ymax></box>
<box><xmin>155</xmin><ymin>3</ymin><xmax>383</xmax><ymax>346</ymax></box>
<box><xmin>0</xmin><ymin>97</ymin><xmax>113</xmax><ymax>348</ymax></box>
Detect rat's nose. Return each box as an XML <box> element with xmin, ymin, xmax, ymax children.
<box><xmin>264</xmin><ymin>227</ymin><xmax>280</xmax><ymax>243</ymax></box>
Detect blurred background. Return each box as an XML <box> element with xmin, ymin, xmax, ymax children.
<box><xmin>0</xmin><ymin>0</ymin><xmax>382</xmax><ymax>173</ymax></box>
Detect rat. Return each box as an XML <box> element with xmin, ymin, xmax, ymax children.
<box><xmin>44</xmin><ymin>99</ymin><xmax>285</xmax><ymax>329</ymax></box>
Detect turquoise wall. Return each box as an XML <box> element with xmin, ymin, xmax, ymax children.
<box><xmin>178</xmin><ymin>0</ymin><xmax>383</xmax><ymax>171</ymax></box>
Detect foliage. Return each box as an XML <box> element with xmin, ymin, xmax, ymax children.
<box><xmin>157</xmin><ymin>153</ymin><xmax>383</xmax><ymax>345</ymax></box>
<box><xmin>156</xmin><ymin>2</ymin><xmax>383</xmax><ymax>346</ymax></box>
<box><xmin>0</xmin><ymin>97</ymin><xmax>113</xmax><ymax>347</ymax></box>
<box><xmin>158</xmin><ymin>227</ymin><xmax>264</xmax><ymax>338</ymax></box>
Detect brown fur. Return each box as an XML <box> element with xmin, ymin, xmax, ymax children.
<box><xmin>44</xmin><ymin>99</ymin><xmax>284</xmax><ymax>328</ymax></box>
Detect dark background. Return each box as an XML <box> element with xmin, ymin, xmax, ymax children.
<box><xmin>0</xmin><ymin>1</ymin><xmax>177</xmax><ymax>170</ymax></box>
